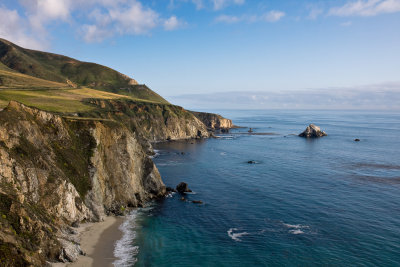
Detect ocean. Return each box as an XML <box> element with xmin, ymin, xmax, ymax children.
<box><xmin>113</xmin><ymin>110</ymin><xmax>400</xmax><ymax>266</ymax></box>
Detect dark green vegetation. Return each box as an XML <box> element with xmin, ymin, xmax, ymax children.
<box><xmin>0</xmin><ymin>38</ymin><xmax>168</xmax><ymax>104</ymax></box>
<box><xmin>0</xmin><ymin>189</ymin><xmax>60</xmax><ymax>266</ymax></box>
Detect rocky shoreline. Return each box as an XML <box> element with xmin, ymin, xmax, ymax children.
<box><xmin>0</xmin><ymin>101</ymin><xmax>234</xmax><ymax>266</ymax></box>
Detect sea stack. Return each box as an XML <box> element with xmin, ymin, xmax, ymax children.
<box><xmin>299</xmin><ymin>124</ymin><xmax>327</xmax><ymax>138</ymax></box>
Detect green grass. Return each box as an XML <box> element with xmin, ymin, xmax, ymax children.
<box><xmin>0</xmin><ymin>38</ymin><xmax>169</xmax><ymax>104</ymax></box>
<box><xmin>0</xmin><ymin>90</ymin><xmax>92</xmax><ymax>112</ymax></box>
<box><xmin>0</xmin><ymin>70</ymin><xmax>68</xmax><ymax>89</ymax></box>
<box><xmin>0</xmin><ymin>87</ymin><xmax>141</xmax><ymax>112</ymax></box>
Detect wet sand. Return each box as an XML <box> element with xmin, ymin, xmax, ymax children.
<box><xmin>56</xmin><ymin>216</ymin><xmax>124</xmax><ymax>267</ymax></box>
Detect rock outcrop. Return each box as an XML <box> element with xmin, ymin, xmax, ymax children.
<box><xmin>0</xmin><ymin>101</ymin><xmax>165</xmax><ymax>265</ymax></box>
<box><xmin>176</xmin><ymin>182</ymin><xmax>192</xmax><ymax>193</ymax></box>
<box><xmin>299</xmin><ymin>124</ymin><xmax>327</xmax><ymax>138</ymax></box>
<box><xmin>84</xmin><ymin>99</ymin><xmax>210</xmax><ymax>141</ymax></box>
<box><xmin>190</xmin><ymin>111</ymin><xmax>234</xmax><ymax>131</ymax></box>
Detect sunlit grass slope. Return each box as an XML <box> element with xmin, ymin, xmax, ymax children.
<box><xmin>0</xmin><ymin>88</ymin><xmax>132</xmax><ymax>113</ymax></box>
<box><xmin>0</xmin><ymin>38</ymin><xmax>169</xmax><ymax>104</ymax></box>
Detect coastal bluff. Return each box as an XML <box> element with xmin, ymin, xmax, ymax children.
<box><xmin>190</xmin><ymin>111</ymin><xmax>234</xmax><ymax>131</ymax></box>
<box><xmin>0</xmin><ymin>101</ymin><xmax>232</xmax><ymax>266</ymax></box>
<box><xmin>0</xmin><ymin>101</ymin><xmax>167</xmax><ymax>265</ymax></box>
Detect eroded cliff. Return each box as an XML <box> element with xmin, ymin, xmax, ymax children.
<box><xmin>0</xmin><ymin>101</ymin><xmax>165</xmax><ymax>265</ymax></box>
<box><xmin>82</xmin><ymin>99</ymin><xmax>210</xmax><ymax>141</ymax></box>
<box><xmin>190</xmin><ymin>111</ymin><xmax>234</xmax><ymax>130</ymax></box>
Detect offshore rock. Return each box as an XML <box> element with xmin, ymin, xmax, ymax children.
<box><xmin>176</xmin><ymin>182</ymin><xmax>192</xmax><ymax>193</ymax></box>
<box><xmin>299</xmin><ymin>124</ymin><xmax>327</xmax><ymax>138</ymax></box>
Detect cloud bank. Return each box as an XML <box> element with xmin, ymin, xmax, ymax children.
<box><xmin>168</xmin><ymin>83</ymin><xmax>400</xmax><ymax>110</ymax></box>
<box><xmin>215</xmin><ymin>11</ymin><xmax>285</xmax><ymax>23</ymax></box>
<box><xmin>329</xmin><ymin>0</ymin><xmax>400</xmax><ymax>17</ymax></box>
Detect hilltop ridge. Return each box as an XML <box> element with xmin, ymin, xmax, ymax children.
<box><xmin>0</xmin><ymin>38</ymin><xmax>168</xmax><ymax>104</ymax></box>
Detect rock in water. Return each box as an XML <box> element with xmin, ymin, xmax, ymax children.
<box><xmin>176</xmin><ymin>182</ymin><xmax>192</xmax><ymax>193</ymax></box>
<box><xmin>299</xmin><ymin>124</ymin><xmax>327</xmax><ymax>138</ymax></box>
<box><xmin>354</xmin><ymin>139</ymin><xmax>360</xmax><ymax>142</ymax></box>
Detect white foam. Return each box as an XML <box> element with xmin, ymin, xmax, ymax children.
<box><xmin>227</xmin><ymin>228</ymin><xmax>249</xmax><ymax>242</ymax></box>
<box><xmin>166</xmin><ymin>192</ymin><xmax>176</xmax><ymax>198</ymax></box>
<box><xmin>283</xmin><ymin>223</ymin><xmax>302</xmax><ymax>229</ymax></box>
<box><xmin>113</xmin><ymin>211</ymin><xmax>139</xmax><ymax>267</ymax></box>
<box><xmin>282</xmin><ymin>222</ymin><xmax>309</xmax><ymax>235</ymax></box>
<box><xmin>289</xmin><ymin>229</ymin><xmax>304</xmax><ymax>235</ymax></box>
<box><xmin>149</xmin><ymin>149</ymin><xmax>161</xmax><ymax>159</ymax></box>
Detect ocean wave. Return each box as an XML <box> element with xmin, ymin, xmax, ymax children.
<box><xmin>227</xmin><ymin>228</ymin><xmax>249</xmax><ymax>242</ymax></box>
<box><xmin>282</xmin><ymin>222</ymin><xmax>309</xmax><ymax>235</ymax></box>
<box><xmin>149</xmin><ymin>149</ymin><xmax>161</xmax><ymax>159</ymax></box>
<box><xmin>289</xmin><ymin>229</ymin><xmax>304</xmax><ymax>235</ymax></box>
<box><xmin>113</xmin><ymin>211</ymin><xmax>139</xmax><ymax>267</ymax></box>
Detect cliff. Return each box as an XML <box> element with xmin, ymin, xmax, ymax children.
<box><xmin>190</xmin><ymin>111</ymin><xmax>234</xmax><ymax>130</ymax></box>
<box><xmin>0</xmin><ymin>101</ymin><xmax>165</xmax><ymax>265</ymax></box>
<box><xmin>82</xmin><ymin>99</ymin><xmax>210</xmax><ymax>141</ymax></box>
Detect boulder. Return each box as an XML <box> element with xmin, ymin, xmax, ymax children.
<box><xmin>176</xmin><ymin>182</ymin><xmax>192</xmax><ymax>193</ymax></box>
<box><xmin>299</xmin><ymin>124</ymin><xmax>327</xmax><ymax>138</ymax></box>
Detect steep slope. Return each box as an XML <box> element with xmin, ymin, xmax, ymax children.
<box><xmin>0</xmin><ymin>69</ymin><xmax>68</xmax><ymax>89</ymax></box>
<box><xmin>0</xmin><ymin>101</ymin><xmax>165</xmax><ymax>265</ymax></box>
<box><xmin>82</xmin><ymin>99</ymin><xmax>210</xmax><ymax>141</ymax></box>
<box><xmin>190</xmin><ymin>111</ymin><xmax>234</xmax><ymax>130</ymax></box>
<box><xmin>0</xmin><ymin>38</ymin><xmax>168</xmax><ymax>104</ymax></box>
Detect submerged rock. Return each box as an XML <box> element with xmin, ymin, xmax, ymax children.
<box><xmin>299</xmin><ymin>124</ymin><xmax>327</xmax><ymax>138</ymax></box>
<box><xmin>192</xmin><ymin>200</ymin><xmax>203</xmax><ymax>204</ymax></box>
<box><xmin>176</xmin><ymin>182</ymin><xmax>192</xmax><ymax>193</ymax></box>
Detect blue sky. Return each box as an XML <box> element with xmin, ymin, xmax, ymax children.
<box><xmin>0</xmin><ymin>0</ymin><xmax>399</xmax><ymax>109</ymax></box>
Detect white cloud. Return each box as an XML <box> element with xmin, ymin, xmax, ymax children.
<box><xmin>215</xmin><ymin>11</ymin><xmax>285</xmax><ymax>24</ymax></box>
<box><xmin>192</xmin><ymin>0</ymin><xmax>204</xmax><ymax>9</ymax></box>
<box><xmin>0</xmin><ymin>6</ymin><xmax>44</xmax><ymax>49</ymax></box>
<box><xmin>12</xmin><ymin>0</ymin><xmax>185</xmax><ymax>45</ymax></box>
<box><xmin>329</xmin><ymin>0</ymin><xmax>400</xmax><ymax>16</ymax></box>
<box><xmin>81</xmin><ymin>24</ymin><xmax>113</xmax><ymax>43</ymax></box>
<box><xmin>108</xmin><ymin>2</ymin><xmax>159</xmax><ymax>35</ymax></box>
<box><xmin>262</xmin><ymin>11</ymin><xmax>285</xmax><ymax>22</ymax></box>
<box><xmin>212</xmin><ymin>0</ymin><xmax>245</xmax><ymax>10</ymax></box>
<box><xmin>164</xmin><ymin>16</ymin><xmax>184</xmax><ymax>31</ymax></box>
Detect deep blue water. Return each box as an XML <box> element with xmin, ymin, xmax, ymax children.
<box><xmin>115</xmin><ymin>110</ymin><xmax>400</xmax><ymax>266</ymax></box>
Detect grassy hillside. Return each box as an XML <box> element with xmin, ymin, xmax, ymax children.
<box><xmin>0</xmin><ymin>69</ymin><xmax>68</xmax><ymax>89</ymax></box>
<box><xmin>0</xmin><ymin>88</ymin><xmax>132</xmax><ymax>112</ymax></box>
<box><xmin>0</xmin><ymin>38</ymin><xmax>168</xmax><ymax>104</ymax></box>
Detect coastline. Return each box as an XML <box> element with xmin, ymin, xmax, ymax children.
<box><xmin>51</xmin><ymin>216</ymin><xmax>125</xmax><ymax>267</ymax></box>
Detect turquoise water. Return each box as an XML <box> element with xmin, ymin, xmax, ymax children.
<box><xmin>116</xmin><ymin>110</ymin><xmax>400</xmax><ymax>266</ymax></box>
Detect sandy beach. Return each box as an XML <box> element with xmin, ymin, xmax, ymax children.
<box><xmin>52</xmin><ymin>216</ymin><xmax>124</xmax><ymax>267</ymax></box>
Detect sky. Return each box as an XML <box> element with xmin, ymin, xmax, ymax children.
<box><xmin>0</xmin><ymin>0</ymin><xmax>399</xmax><ymax>109</ymax></box>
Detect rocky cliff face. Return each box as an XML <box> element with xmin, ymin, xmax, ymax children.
<box><xmin>83</xmin><ymin>99</ymin><xmax>210</xmax><ymax>141</ymax></box>
<box><xmin>190</xmin><ymin>111</ymin><xmax>234</xmax><ymax>130</ymax></box>
<box><xmin>0</xmin><ymin>101</ymin><xmax>165</xmax><ymax>266</ymax></box>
